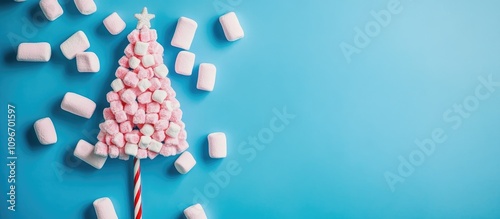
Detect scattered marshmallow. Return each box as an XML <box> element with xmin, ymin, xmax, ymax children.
<box><xmin>60</xmin><ymin>31</ymin><xmax>90</xmax><ymax>60</ymax></box>
<box><xmin>134</xmin><ymin>41</ymin><xmax>149</xmax><ymax>56</ymax></box>
<box><xmin>208</xmin><ymin>132</ymin><xmax>227</xmax><ymax>158</ymax></box>
<box><xmin>74</xmin><ymin>0</ymin><xmax>96</xmax><ymax>15</ymax></box>
<box><xmin>125</xmin><ymin>143</ymin><xmax>138</xmax><ymax>156</ymax></box>
<box><xmin>61</xmin><ymin>92</ymin><xmax>96</xmax><ymax>119</ymax></box>
<box><xmin>184</xmin><ymin>204</ymin><xmax>207</xmax><ymax>219</ymax></box>
<box><xmin>175</xmin><ymin>51</ymin><xmax>195</xmax><ymax>76</ymax></box>
<box><xmin>103</xmin><ymin>12</ymin><xmax>126</xmax><ymax>35</ymax></box>
<box><xmin>17</xmin><ymin>42</ymin><xmax>51</xmax><ymax>62</ymax></box>
<box><xmin>153</xmin><ymin>64</ymin><xmax>169</xmax><ymax>78</ymax></box>
<box><xmin>219</xmin><ymin>12</ymin><xmax>245</xmax><ymax>41</ymax></box>
<box><xmin>33</xmin><ymin>117</ymin><xmax>57</xmax><ymax>145</ymax></box>
<box><xmin>111</xmin><ymin>79</ymin><xmax>125</xmax><ymax>92</ymax></box>
<box><xmin>93</xmin><ymin>197</ymin><xmax>118</xmax><ymax>219</ymax></box>
<box><xmin>152</xmin><ymin>90</ymin><xmax>167</xmax><ymax>103</ymax></box>
<box><xmin>39</xmin><ymin>0</ymin><xmax>63</xmax><ymax>21</ymax></box>
<box><xmin>165</xmin><ymin>122</ymin><xmax>180</xmax><ymax>138</ymax></box>
<box><xmin>196</xmin><ymin>63</ymin><xmax>217</xmax><ymax>91</ymax></box>
<box><xmin>171</xmin><ymin>17</ymin><xmax>198</xmax><ymax>50</ymax></box>
<box><xmin>74</xmin><ymin>140</ymin><xmax>107</xmax><ymax>169</ymax></box>
<box><xmin>174</xmin><ymin>151</ymin><xmax>196</xmax><ymax>174</ymax></box>
<box><xmin>76</xmin><ymin>52</ymin><xmax>100</xmax><ymax>73</ymax></box>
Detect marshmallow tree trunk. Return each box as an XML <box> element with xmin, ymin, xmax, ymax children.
<box><xmin>94</xmin><ymin>8</ymin><xmax>189</xmax><ymax>219</ymax></box>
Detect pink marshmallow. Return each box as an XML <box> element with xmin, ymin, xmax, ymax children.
<box><xmin>183</xmin><ymin>204</ymin><xmax>207</xmax><ymax>219</ymax></box>
<box><xmin>148</xmin><ymin>41</ymin><xmax>163</xmax><ymax>54</ymax></box>
<box><xmin>118</xmin><ymin>56</ymin><xmax>129</xmax><ymax>68</ymax></box>
<box><xmin>154</xmin><ymin>119</ymin><xmax>169</xmax><ymax>131</ymax></box>
<box><xmin>171</xmin><ymin>17</ymin><xmax>198</xmax><ymax>50</ymax></box>
<box><xmin>145</xmin><ymin>113</ymin><xmax>159</xmax><ymax>124</ymax></box>
<box><xmin>97</xmin><ymin>131</ymin><xmax>105</xmax><ymax>142</ymax></box>
<box><xmin>123</xmin><ymin>72</ymin><xmax>139</xmax><ymax>88</ymax></box>
<box><xmin>103</xmin><ymin>12</ymin><xmax>126</xmax><ymax>35</ymax></box>
<box><xmin>197</xmin><ymin>63</ymin><xmax>216</xmax><ymax>91</ymax></box>
<box><xmin>137</xmin><ymin>148</ymin><xmax>147</xmax><ymax>159</ymax></box>
<box><xmin>219</xmin><ymin>12</ymin><xmax>245</xmax><ymax>41</ymax></box>
<box><xmin>120</xmin><ymin>89</ymin><xmax>137</xmax><ymax>104</ymax></box>
<box><xmin>179</xmin><ymin>130</ymin><xmax>187</xmax><ymax>140</ymax></box>
<box><xmin>148</xmin><ymin>150</ymin><xmax>159</xmax><ymax>159</ymax></box>
<box><xmin>174</xmin><ymin>151</ymin><xmax>196</xmax><ymax>174</ymax></box>
<box><xmin>104</xmin><ymin>134</ymin><xmax>112</xmax><ymax>146</ymax></box>
<box><xmin>208</xmin><ymin>132</ymin><xmax>227</xmax><ymax>158</ymax></box>
<box><xmin>109</xmin><ymin>101</ymin><xmax>123</xmax><ymax>114</ymax></box>
<box><xmin>118</xmin><ymin>147</ymin><xmax>130</xmax><ymax>160</ymax></box>
<box><xmin>133</xmin><ymin>109</ymin><xmax>146</xmax><ymax>124</ymax></box>
<box><xmin>124</xmin><ymin>44</ymin><xmax>134</xmax><ymax>58</ymax></box>
<box><xmin>76</xmin><ymin>52</ymin><xmax>100</xmax><ymax>73</ymax></box>
<box><xmin>125</xmin><ymin>132</ymin><xmax>140</xmax><ymax>144</ymax></box>
<box><xmin>33</xmin><ymin>117</ymin><xmax>57</xmax><ymax>145</ymax></box>
<box><xmin>148</xmin><ymin>78</ymin><xmax>161</xmax><ymax>91</ymax></box>
<box><xmin>151</xmin><ymin>130</ymin><xmax>166</xmax><ymax>142</ymax></box>
<box><xmin>60</xmin><ymin>31</ymin><xmax>90</xmax><ymax>60</ymax></box>
<box><xmin>74</xmin><ymin>140</ymin><xmax>107</xmax><ymax>169</ymax></box>
<box><xmin>127</xmin><ymin>29</ymin><xmax>140</xmax><ymax>44</ymax></box>
<box><xmin>153</xmin><ymin>54</ymin><xmax>163</xmax><ymax>67</ymax></box>
<box><xmin>124</xmin><ymin>102</ymin><xmax>139</xmax><ymax>115</ymax></box>
<box><xmin>137</xmin><ymin>92</ymin><xmax>152</xmax><ymax>104</ymax></box>
<box><xmin>17</xmin><ymin>42</ymin><xmax>51</xmax><ymax>62</ymax></box>
<box><xmin>93</xmin><ymin>197</ymin><xmax>118</xmax><ymax>219</ymax></box>
<box><xmin>171</xmin><ymin>109</ymin><xmax>183</xmax><ymax>122</ymax></box>
<box><xmin>106</xmin><ymin>91</ymin><xmax>120</xmax><ymax>102</ymax></box>
<box><xmin>137</xmin><ymin>68</ymin><xmax>150</xmax><ymax>80</ymax></box>
<box><xmin>177</xmin><ymin>140</ymin><xmax>189</xmax><ymax>153</ymax></box>
<box><xmin>102</xmin><ymin>120</ymin><xmax>119</xmax><ymax>135</ymax></box>
<box><xmin>39</xmin><ymin>0</ymin><xmax>63</xmax><ymax>21</ymax></box>
<box><xmin>159</xmin><ymin>109</ymin><xmax>172</xmax><ymax>120</ymax></box>
<box><xmin>114</xmin><ymin>110</ymin><xmax>127</xmax><ymax>123</ymax></box>
<box><xmin>146</xmin><ymin>102</ymin><xmax>160</xmax><ymax>113</ymax></box>
<box><xmin>103</xmin><ymin>108</ymin><xmax>115</xmax><ymax>120</ymax></box>
<box><xmin>140</xmin><ymin>27</ymin><xmax>151</xmax><ymax>42</ymax></box>
<box><xmin>112</xmin><ymin>133</ymin><xmax>125</xmax><ymax>147</ymax></box>
<box><xmin>119</xmin><ymin>121</ymin><xmax>133</xmax><ymax>134</ymax></box>
<box><xmin>74</xmin><ymin>0</ymin><xmax>96</xmax><ymax>15</ymax></box>
<box><xmin>94</xmin><ymin>142</ymin><xmax>108</xmax><ymax>157</ymax></box>
<box><xmin>108</xmin><ymin>145</ymin><xmax>120</xmax><ymax>158</ymax></box>
<box><xmin>115</xmin><ymin>66</ymin><xmax>129</xmax><ymax>79</ymax></box>
<box><xmin>149</xmin><ymin>29</ymin><xmax>158</xmax><ymax>41</ymax></box>
<box><xmin>160</xmin><ymin>145</ymin><xmax>177</xmax><ymax>157</ymax></box>
<box><xmin>61</xmin><ymin>92</ymin><xmax>96</xmax><ymax>119</ymax></box>
<box><xmin>175</xmin><ymin>51</ymin><xmax>195</xmax><ymax>76</ymax></box>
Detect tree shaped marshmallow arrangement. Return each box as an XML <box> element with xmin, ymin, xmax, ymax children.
<box><xmin>94</xmin><ymin>8</ymin><xmax>189</xmax><ymax>219</ymax></box>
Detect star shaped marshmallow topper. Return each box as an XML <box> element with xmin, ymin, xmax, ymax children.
<box><xmin>135</xmin><ymin>7</ymin><xmax>155</xmax><ymax>29</ymax></box>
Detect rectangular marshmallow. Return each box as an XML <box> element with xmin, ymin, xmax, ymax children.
<box><xmin>175</xmin><ymin>51</ymin><xmax>195</xmax><ymax>76</ymax></box>
<box><xmin>171</xmin><ymin>17</ymin><xmax>198</xmax><ymax>50</ymax></box>
<box><xmin>60</xmin><ymin>31</ymin><xmax>90</xmax><ymax>59</ymax></box>
<box><xmin>93</xmin><ymin>197</ymin><xmax>118</xmax><ymax>219</ymax></box>
<box><xmin>219</xmin><ymin>12</ymin><xmax>244</xmax><ymax>41</ymax></box>
<box><xmin>61</xmin><ymin>92</ymin><xmax>96</xmax><ymax>119</ymax></box>
<box><xmin>74</xmin><ymin>140</ymin><xmax>107</xmax><ymax>169</ymax></box>
<box><xmin>103</xmin><ymin>12</ymin><xmax>126</xmax><ymax>35</ymax></box>
<box><xmin>17</xmin><ymin>42</ymin><xmax>51</xmax><ymax>62</ymax></box>
<box><xmin>184</xmin><ymin>204</ymin><xmax>207</xmax><ymax>219</ymax></box>
<box><xmin>39</xmin><ymin>0</ymin><xmax>63</xmax><ymax>21</ymax></box>
<box><xmin>196</xmin><ymin>63</ymin><xmax>217</xmax><ymax>91</ymax></box>
<box><xmin>76</xmin><ymin>52</ymin><xmax>100</xmax><ymax>72</ymax></box>
<box><xmin>33</xmin><ymin>117</ymin><xmax>57</xmax><ymax>145</ymax></box>
<box><xmin>74</xmin><ymin>0</ymin><xmax>96</xmax><ymax>15</ymax></box>
<box><xmin>208</xmin><ymin>132</ymin><xmax>226</xmax><ymax>158</ymax></box>
<box><xmin>174</xmin><ymin>151</ymin><xmax>196</xmax><ymax>174</ymax></box>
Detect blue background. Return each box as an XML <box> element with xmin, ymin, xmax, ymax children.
<box><xmin>2</xmin><ymin>0</ymin><xmax>500</xmax><ymax>218</ymax></box>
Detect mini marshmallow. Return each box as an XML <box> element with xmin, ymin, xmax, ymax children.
<box><xmin>134</xmin><ymin>41</ymin><xmax>149</xmax><ymax>56</ymax></box>
<box><xmin>60</xmin><ymin>31</ymin><xmax>90</xmax><ymax>60</ymax></box>
<box><xmin>184</xmin><ymin>204</ymin><xmax>207</xmax><ymax>219</ymax></box>
<box><xmin>120</xmin><ymin>89</ymin><xmax>137</xmax><ymax>104</ymax></box>
<box><xmin>74</xmin><ymin>140</ymin><xmax>107</xmax><ymax>169</ymax></box>
<box><xmin>148</xmin><ymin>139</ymin><xmax>162</xmax><ymax>153</ymax></box>
<box><xmin>137</xmin><ymin>149</ymin><xmax>147</xmax><ymax>159</ymax></box>
<box><xmin>115</xmin><ymin>67</ymin><xmax>128</xmax><ymax>79</ymax></box>
<box><xmin>108</xmin><ymin>146</ymin><xmax>119</xmax><ymax>158</ymax></box>
<box><xmin>127</xmin><ymin>29</ymin><xmax>140</xmax><ymax>44</ymax></box>
<box><xmin>114</xmin><ymin>110</ymin><xmax>127</xmax><ymax>123</ymax></box>
<box><xmin>124</xmin><ymin>102</ymin><xmax>138</xmax><ymax>115</ymax></box>
<box><xmin>137</xmin><ymin>92</ymin><xmax>152</xmax><ymax>104</ymax></box>
<box><xmin>139</xmin><ymin>136</ymin><xmax>151</xmax><ymax>149</ymax></box>
<box><xmin>103</xmin><ymin>12</ymin><xmax>126</xmax><ymax>35</ymax></box>
<box><xmin>175</xmin><ymin>51</ymin><xmax>195</xmax><ymax>76</ymax></box>
<box><xmin>208</xmin><ymin>132</ymin><xmax>227</xmax><ymax>158</ymax></box>
<box><xmin>94</xmin><ymin>142</ymin><xmax>108</xmax><ymax>157</ymax></box>
<box><xmin>76</xmin><ymin>52</ymin><xmax>100</xmax><ymax>73</ymax></box>
<box><xmin>118</xmin><ymin>56</ymin><xmax>129</xmax><ymax>68</ymax></box>
<box><xmin>196</xmin><ymin>63</ymin><xmax>217</xmax><ymax>91</ymax></box>
<box><xmin>148</xmin><ymin>78</ymin><xmax>161</xmax><ymax>91</ymax></box>
<box><xmin>171</xmin><ymin>17</ymin><xmax>198</xmax><ymax>50</ymax></box>
<box><xmin>119</xmin><ymin>121</ymin><xmax>133</xmax><ymax>133</ymax></box>
<box><xmin>123</xmin><ymin>72</ymin><xmax>139</xmax><ymax>88</ymax></box>
<box><xmin>154</xmin><ymin>119</ymin><xmax>169</xmax><ymax>130</ymax></box>
<box><xmin>219</xmin><ymin>12</ymin><xmax>245</xmax><ymax>41</ymax></box>
<box><xmin>39</xmin><ymin>0</ymin><xmax>63</xmax><ymax>21</ymax></box>
<box><xmin>165</xmin><ymin>122</ymin><xmax>180</xmax><ymax>138</ymax></box>
<box><xmin>17</xmin><ymin>42</ymin><xmax>51</xmax><ymax>62</ymax></box>
<box><xmin>102</xmin><ymin>120</ymin><xmax>119</xmax><ymax>135</ymax></box>
<box><xmin>133</xmin><ymin>109</ymin><xmax>146</xmax><ymax>124</ymax></box>
<box><xmin>61</xmin><ymin>92</ymin><xmax>96</xmax><ymax>119</ymax></box>
<box><xmin>140</xmin><ymin>28</ymin><xmax>151</xmax><ymax>42</ymax></box>
<box><xmin>93</xmin><ymin>197</ymin><xmax>118</xmax><ymax>219</ymax></box>
<box><xmin>174</xmin><ymin>151</ymin><xmax>196</xmax><ymax>174</ymax></box>
<box><xmin>154</xmin><ymin>64</ymin><xmax>169</xmax><ymax>78</ymax></box>
<box><xmin>141</xmin><ymin>124</ymin><xmax>155</xmax><ymax>136</ymax></box>
<box><xmin>111</xmin><ymin>79</ymin><xmax>125</xmax><ymax>92</ymax></box>
<box><xmin>142</xmin><ymin>54</ymin><xmax>155</xmax><ymax>68</ymax></box>
<box><xmin>109</xmin><ymin>101</ymin><xmax>123</xmax><ymax>114</ymax></box>
<box><xmin>106</xmin><ymin>92</ymin><xmax>119</xmax><ymax>102</ymax></box>
<box><xmin>112</xmin><ymin>133</ymin><xmax>125</xmax><ymax>147</ymax></box>
<box><xmin>125</xmin><ymin>132</ymin><xmax>140</xmax><ymax>144</ymax></box>
<box><xmin>33</xmin><ymin>117</ymin><xmax>57</xmax><ymax>145</ymax></box>
<box><xmin>152</xmin><ymin>90</ymin><xmax>167</xmax><ymax>103</ymax></box>
<box><xmin>129</xmin><ymin>56</ymin><xmax>141</xmax><ymax>69</ymax></box>
<box><xmin>74</xmin><ymin>0</ymin><xmax>96</xmax><ymax>15</ymax></box>
<box><xmin>146</xmin><ymin>102</ymin><xmax>160</xmax><ymax>113</ymax></box>
<box><xmin>145</xmin><ymin>113</ymin><xmax>158</xmax><ymax>124</ymax></box>
<box><xmin>152</xmin><ymin>131</ymin><xmax>166</xmax><ymax>142</ymax></box>
<box><xmin>125</xmin><ymin>143</ymin><xmax>138</xmax><ymax>156</ymax></box>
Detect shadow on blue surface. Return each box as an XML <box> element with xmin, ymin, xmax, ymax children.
<box><xmin>84</xmin><ymin>202</ymin><xmax>97</xmax><ymax>219</ymax></box>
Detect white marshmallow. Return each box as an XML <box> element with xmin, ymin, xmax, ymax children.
<box><xmin>61</xmin><ymin>92</ymin><xmax>96</xmax><ymax>119</ymax></box>
<box><xmin>76</xmin><ymin>52</ymin><xmax>100</xmax><ymax>73</ymax></box>
<box><xmin>17</xmin><ymin>42</ymin><xmax>51</xmax><ymax>62</ymax></box>
<box><xmin>175</xmin><ymin>51</ymin><xmax>195</xmax><ymax>76</ymax></box>
<box><xmin>39</xmin><ymin>0</ymin><xmax>63</xmax><ymax>21</ymax></box>
<box><xmin>93</xmin><ymin>197</ymin><xmax>118</xmax><ymax>219</ymax></box>
<box><xmin>74</xmin><ymin>0</ymin><xmax>96</xmax><ymax>15</ymax></box>
<box><xmin>184</xmin><ymin>204</ymin><xmax>207</xmax><ymax>219</ymax></box>
<box><xmin>140</xmin><ymin>124</ymin><xmax>154</xmax><ymax>136</ymax></box>
<box><xmin>129</xmin><ymin>56</ymin><xmax>140</xmax><ymax>69</ymax></box>
<box><xmin>142</xmin><ymin>54</ymin><xmax>155</xmax><ymax>68</ymax></box>
<box><xmin>174</xmin><ymin>151</ymin><xmax>196</xmax><ymax>174</ymax></box>
<box><xmin>111</xmin><ymin>79</ymin><xmax>125</xmax><ymax>92</ymax></box>
<box><xmin>208</xmin><ymin>132</ymin><xmax>227</xmax><ymax>158</ymax></box>
<box><xmin>171</xmin><ymin>17</ymin><xmax>198</xmax><ymax>50</ymax></box>
<box><xmin>153</xmin><ymin>64</ymin><xmax>169</xmax><ymax>78</ymax></box>
<box><xmin>139</xmin><ymin>136</ymin><xmax>151</xmax><ymax>149</ymax></box>
<box><xmin>163</xmin><ymin>100</ymin><xmax>173</xmax><ymax>111</ymax></box>
<box><xmin>60</xmin><ymin>31</ymin><xmax>90</xmax><ymax>60</ymax></box>
<box><xmin>148</xmin><ymin>139</ymin><xmax>162</xmax><ymax>153</ymax></box>
<box><xmin>196</xmin><ymin>63</ymin><xmax>217</xmax><ymax>91</ymax></box>
<box><xmin>219</xmin><ymin>12</ymin><xmax>245</xmax><ymax>41</ymax></box>
<box><xmin>125</xmin><ymin>143</ymin><xmax>138</xmax><ymax>156</ymax></box>
<box><xmin>165</xmin><ymin>122</ymin><xmax>180</xmax><ymax>138</ymax></box>
<box><xmin>152</xmin><ymin>90</ymin><xmax>167</xmax><ymax>103</ymax></box>
<box><xmin>103</xmin><ymin>12</ymin><xmax>126</xmax><ymax>35</ymax></box>
<box><xmin>137</xmin><ymin>79</ymin><xmax>151</xmax><ymax>92</ymax></box>
<box><xmin>134</xmin><ymin>41</ymin><xmax>149</xmax><ymax>56</ymax></box>
<box><xmin>74</xmin><ymin>140</ymin><xmax>107</xmax><ymax>169</ymax></box>
<box><xmin>33</xmin><ymin>117</ymin><xmax>57</xmax><ymax>145</ymax></box>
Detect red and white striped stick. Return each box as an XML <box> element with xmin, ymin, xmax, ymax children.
<box><xmin>133</xmin><ymin>157</ymin><xmax>143</xmax><ymax>219</ymax></box>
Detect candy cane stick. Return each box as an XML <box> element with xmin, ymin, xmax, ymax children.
<box><xmin>133</xmin><ymin>157</ymin><xmax>143</xmax><ymax>219</ymax></box>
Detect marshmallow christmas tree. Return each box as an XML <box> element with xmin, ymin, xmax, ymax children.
<box><xmin>95</xmin><ymin>8</ymin><xmax>189</xmax><ymax>161</ymax></box>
